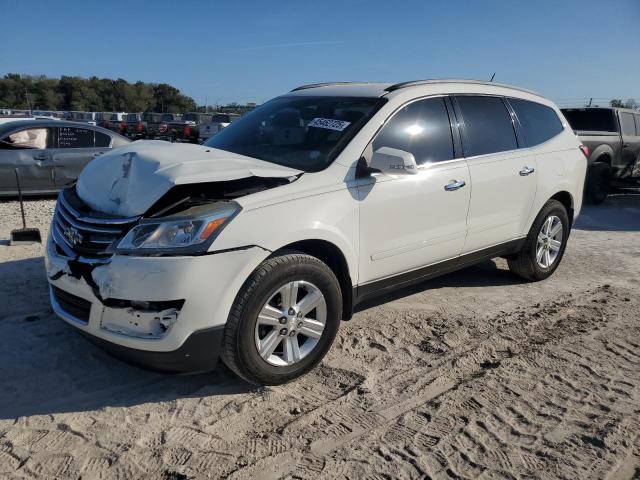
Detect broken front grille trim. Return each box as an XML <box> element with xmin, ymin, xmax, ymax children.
<box><xmin>52</xmin><ymin>189</ymin><xmax>140</xmax><ymax>259</ymax></box>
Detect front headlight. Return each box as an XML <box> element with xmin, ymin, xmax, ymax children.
<box><xmin>116</xmin><ymin>201</ymin><xmax>241</xmax><ymax>255</ymax></box>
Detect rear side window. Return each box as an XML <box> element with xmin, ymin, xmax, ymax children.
<box><xmin>510</xmin><ymin>98</ymin><xmax>564</xmax><ymax>146</ymax></box>
<box><xmin>95</xmin><ymin>131</ymin><xmax>112</xmax><ymax>147</ymax></box>
<box><xmin>372</xmin><ymin>97</ymin><xmax>454</xmax><ymax>164</ymax></box>
<box><xmin>456</xmin><ymin>96</ymin><xmax>517</xmax><ymax>156</ymax></box>
<box><xmin>58</xmin><ymin>126</ymin><xmax>94</xmax><ymax>148</ymax></box>
<box><xmin>619</xmin><ymin>112</ymin><xmax>637</xmax><ymax>136</ymax></box>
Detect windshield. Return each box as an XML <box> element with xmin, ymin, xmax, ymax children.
<box><xmin>562</xmin><ymin>108</ymin><xmax>618</xmax><ymax>133</ymax></box>
<box><xmin>204</xmin><ymin>96</ymin><xmax>383</xmax><ymax>171</ymax></box>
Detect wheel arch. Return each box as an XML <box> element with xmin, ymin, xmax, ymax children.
<box><xmin>274</xmin><ymin>239</ymin><xmax>354</xmax><ymax>320</ymax></box>
<box><xmin>549</xmin><ymin>190</ymin><xmax>574</xmax><ymax>225</ymax></box>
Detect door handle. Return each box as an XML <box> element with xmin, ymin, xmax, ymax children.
<box><xmin>444</xmin><ymin>179</ymin><xmax>466</xmax><ymax>191</ymax></box>
<box><xmin>33</xmin><ymin>153</ymin><xmax>50</xmax><ymax>161</ymax></box>
<box><xmin>92</xmin><ymin>151</ymin><xmax>105</xmax><ymax>157</ymax></box>
<box><xmin>519</xmin><ymin>166</ymin><xmax>535</xmax><ymax>176</ymax></box>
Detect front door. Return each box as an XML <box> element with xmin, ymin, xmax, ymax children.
<box><xmin>357</xmin><ymin>96</ymin><xmax>470</xmax><ymax>290</ymax></box>
<box><xmin>0</xmin><ymin>126</ymin><xmax>56</xmax><ymax>194</ymax></box>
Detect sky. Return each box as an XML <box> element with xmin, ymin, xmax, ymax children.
<box><xmin>0</xmin><ymin>0</ymin><xmax>638</xmax><ymax>107</ymax></box>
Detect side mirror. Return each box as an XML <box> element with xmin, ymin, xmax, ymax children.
<box><xmin>368</xmin><ymin>147</ymin><xmax>418</xmax><ymax>175</ymax></box>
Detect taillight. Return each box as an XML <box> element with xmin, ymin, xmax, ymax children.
<box><xmin>120</xmin><ymin>121</ymin><xmax>126</xmax><ymax>132</ymax></box>
<box><xmin>183</xmin><ymin>125</ymin><xmax>191</xmax><ymax>137</ymax></box>
<box><xmin>579</xmin><ymin>145</ymin><xmax>589</xmax><ymax>159</ymax></box>
<box><xmin>136</xmin><ymin>122</ymin><xmax>144</xmax><ymax>133</ymax></box>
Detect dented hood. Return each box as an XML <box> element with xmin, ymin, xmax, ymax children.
<box><xmin>76</xmin><ymin>140</ymin><xmax>302</xmax><ymax>217</ymax></box>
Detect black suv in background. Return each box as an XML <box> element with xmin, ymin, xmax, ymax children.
<box><xmin>562</xmin><ymin>107</ymin><xmax>640</xmax><ymax>203</ymax></box>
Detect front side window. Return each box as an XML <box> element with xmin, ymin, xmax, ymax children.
<box><xmin>510</xmin><ymin>98</ymin><xmax>564</xmax><ymax>146</ymax></box>
<box><xmin>456</xmin><ymin>95</ymin><xmax>518</xmax><ymax>156</ymax></box>
<box><xmin>0</xmin><ymin>128</ymin><xmax>51</xmax><ymax>149</ymax></box>
<box><xmin>619</xmin><ymin>112</ymin><xmax>637</xmax><ymax>136</ymax></box>
<box><xmin>204</xmin><ymin>96</ymin><xmax>384</xmax><ymax>171</ymax></box>
<box><xmin>372</xmin><ymin>97</ymin><xmax>454</xmax><ymax>164</ymax></box>
<box><xmin>57</xmin><ymin>126</ymin><xmax>94</xmax><ymax>148</ymax></box>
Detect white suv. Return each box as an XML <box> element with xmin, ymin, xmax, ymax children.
<box><xmin>45</xmin><ymin>80</ymin><xmax>587</xmax><ymax>385</ymax></box>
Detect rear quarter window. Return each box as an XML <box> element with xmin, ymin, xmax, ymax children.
<box><xmin>509</xmin><ymin>98</ymin><xmax>564</xmax><ymax>147</ymax></box>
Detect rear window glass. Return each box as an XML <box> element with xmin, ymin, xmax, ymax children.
<box><xmin>510</xmin><ymin>99</ymin><xmax>564</xmax><ymax>146</ymax></box>
<box><xmin>126</xmin><ymin>114</ymin><xmax>139</xmax><ymax>122</ymax></box>
<box><xmin>184</xmin><ymin>113</ymin><xmax>197</xmax><ymax>121</ymax></box>
<box><xmin>456</xmin><ymin>96</ymin><xmax>518</xmax><ymax>156</ymax></box>
<box><xmin>161</xmin><ymin>113</ymin><xmax>178</xmax><ymax>122</ymax></box>
<box><xmin>211</xmin><ymin>114</ymin><xmax>230</xmax><ymax>123</ymax></box>
<box><xmin>561</xmin><ymin>109</ymin><xmax>617</xmax><ymax>132</ymax></box>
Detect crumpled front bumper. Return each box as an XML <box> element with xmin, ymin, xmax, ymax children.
<box><xmin>44</xmin><ymin>233</ymin><xmax>270</xmax><ymax>371</ymax></box>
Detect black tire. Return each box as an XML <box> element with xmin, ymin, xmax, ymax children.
<box><xmin>508</xmin><ymin>199</ymin><xmax>570</xmax><ymax>281</ymax></box>
<box><xmin>221</xmin><ymin>250</ymin><xmax>342</xmax><ymax>386</ymax></box>
<box><xmin>585</xmin><ymin>162</ymin><xmax>611</xmax><ymax>205</ymax></box>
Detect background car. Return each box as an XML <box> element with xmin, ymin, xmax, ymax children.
<box><xmin>0</xmin><ymin>120</ymin><xmax>130</xmax><ymax>195</ymax></box>
<box><xmin>199</xmin><ymin>112</ymin><xmax>241</xmax><ymax>141</ymax></box>
<box><xmin>561</xmin><ymin>107</ymin><xmax>640</xmax><ymax>204</ymax></box>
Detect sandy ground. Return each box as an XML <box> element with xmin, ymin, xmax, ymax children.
<box><xmin>0</xmin><ymin>192</ymin><xmax>639</xmax><ymax>480</ymax></box>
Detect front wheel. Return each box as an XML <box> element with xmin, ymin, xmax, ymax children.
<box><xmin>508</xmin><ymin>199</ymin><xmax>570</xmax><ymax>281</ymax></box>
<box><xmin>221</xmin><ymin>251</ymin><xmax>342</xmax><ymax>385</ymax></box>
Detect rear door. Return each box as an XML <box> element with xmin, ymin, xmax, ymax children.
<box><xmin>454</xmin><ymin>95</ymin><xmax>537</xmax><ymax>253</ymax></box>
<box><xmin>52</xmin><ymin>126</ymin><xmax>102</xmax><ymax>189</ymax></box>
<box><xmin>0</xmin><ymin>126</ymin><xmax>56</xmax><ymax>194</ymax></box>
<box><xmin>618</xmin><ymin>111</ymin><xmax>640</xmax><ymax>178</ymax></box>
<box><xmin>358</xmin><ymin>96</ymin><xmax>471</xmax><ymax>289</ymax></box>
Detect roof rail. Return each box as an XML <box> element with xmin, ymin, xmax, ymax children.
<box><xmin>384</xmin><ymin>79</ymin><xmax>540</xmax><ymax>96</ymax></box>
<box><xmin>290</xmin><ymin>81</ymin><xmax>373</xmax><ymax>92</ymax></box>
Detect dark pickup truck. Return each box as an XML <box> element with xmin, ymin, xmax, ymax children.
<box><xmin>148</xmin><ymin>113</ymin><xmax>182</xmax><ymax>140</ymax></box>
<box><xmin>167</xmin><ymin>112</ymin><xmax>213</xmax><ymax>143</ymax></box>
<box><xmin>125</xmin><ymin>112</ymin><xmax>177</xmax><ymax>140</ymax></box>
<box><xmin>562</xmin><ymin>107</ymin><xmax>640</xmax><ymax>203</ymax></box>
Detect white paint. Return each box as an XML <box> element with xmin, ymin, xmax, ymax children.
<box><xmin>47</xmin><ymin>80</ymin><xmax>586</xmax><ymax>361</ymax></box>
<box><xmin>76</xmin><ymin>140</ymin><xmax>302</xmax><ymax>217</ymax></box>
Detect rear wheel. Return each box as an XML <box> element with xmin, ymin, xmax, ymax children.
<box><xmin>508</xmin><ymin>200</ymin><xmax>570</xmax><ymax>281</ymax></box>
<box><xmin>221</xmin><ymin>251</ymin><xmax>342</xmax><ymax>385</ymax></box>
<box><xmin>585</xmin><ymin>162</ymin><xmax>611</xmax><ymax>205</ymax></box>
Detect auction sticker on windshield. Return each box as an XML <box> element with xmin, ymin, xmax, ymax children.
<box><xmin>307</xmin><ymin>118</ymin><xmax>351</xmax><ymax>131</ymax></box>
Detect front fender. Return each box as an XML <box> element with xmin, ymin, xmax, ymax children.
<box><xmin>213</xmin><ymin>187</ymin><xmax>359</xmax><ymax>285</ymax></box>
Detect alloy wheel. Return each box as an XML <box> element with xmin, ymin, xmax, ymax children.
<box><xmin>254</xmin><ymin>280</ymin><xmax>327</xmax><ymax>366</ymax></box>
<box><xmin>536</xmin><ymin>215</ymin><xmax>563</xmax><ymax>268</ymax></box>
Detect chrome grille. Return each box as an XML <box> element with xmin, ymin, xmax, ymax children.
<box><xmin>52</xmin><ymin>188</ymin><xmax>139</xmax><ymax>258</ymax></box>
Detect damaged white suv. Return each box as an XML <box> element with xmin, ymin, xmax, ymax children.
<box><xmin>46</xmin><ymin>80</ymin><xmax>587</xmax><ymax>385</ymax></box>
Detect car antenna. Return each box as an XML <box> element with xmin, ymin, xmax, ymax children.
<box><xmin>489</xmin><ymin>72</ymin><xmax>496</xmax><ymax>82</ymax></box>
<box><xmin>9</xmin><ymin>168</ymin><xmax>42</xmax><ymax>245</ymax></box>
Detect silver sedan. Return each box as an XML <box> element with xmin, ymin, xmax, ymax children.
<box><xmin>0</xmin><ymin>120</ymin><xmax>130</xmax><ymax>195</ymax></box>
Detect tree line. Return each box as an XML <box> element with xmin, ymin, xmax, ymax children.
<box><xmin>0</xmin><ymin>74</ymin><xmax>197</xmax><ymax>113</ymax></box>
